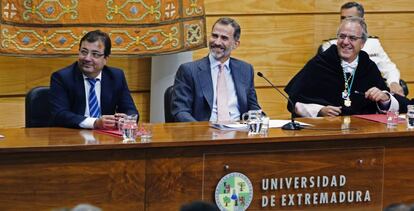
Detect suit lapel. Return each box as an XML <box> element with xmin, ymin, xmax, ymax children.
<box><xmin>74</xmin><ymin>65</ymin><xmax>86</xmax><ymax>114</ymax></box>
<box><xmin>101</xmin><ymin>68</ymin><xmax>113</xmax><ymax>114</ymax></box>
<box><xmin>230</xmin><ymin>59</ymin><xmax>247</xmax><ymax>110</ymax></box>
<box><xmin>197</xmin><ymin>57</ymin><xmax>214</xmax><ymax>110</ymax></box>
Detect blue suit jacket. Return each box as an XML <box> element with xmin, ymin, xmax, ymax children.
<box><xmin>50</xmin><ymin>62</ymin><xmax>138</xmax><ymax>128</ymax></box>
<box><xmin>172</xmin><ymin>56</ymin><xmax>261</xmax><ymax>122</ymax></box>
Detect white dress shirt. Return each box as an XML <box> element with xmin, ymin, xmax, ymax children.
<box><xmin>208</xmin><ymin>54</ymin><xmax>240</xmax><ymax>122</ymax></box>
<box><xmin>79</xmin><ymin>72</ymin><xmax>102</xmax><ymax>129</ymax></box>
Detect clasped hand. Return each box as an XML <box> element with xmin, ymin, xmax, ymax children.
<box><xmin>318</xmin><ymin>87</ymin><xmax>390</xmax><ymax>117</ymax></box>
<box><xmin>93</xmin><ymin>113</ymin><xmax>127</xmax><ymax>129</ymax></box>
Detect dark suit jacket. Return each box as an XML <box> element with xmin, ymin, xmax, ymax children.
<box><xmin>50</xmin><ymin>62</ymin><xmax>138</xmax><ymax>128</ymax></box>
<box><xmin>172</xmin><ymin>56</ymin><xmax>261</xmax><ymax>122</ymax></box>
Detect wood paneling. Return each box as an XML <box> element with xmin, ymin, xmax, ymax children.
<box><xmin>256</xmin><ymin>87</ymin><xmax>291</xmax><ymax>119</ymax></box>
<box><xmin>193</xmin><ymin>15</ymin><xmax>315</xmax><ymax>86</ymax></box>
<box><xmin>0</xmin><ymin>56</ymin><xmax>150</xmax><ymax>96</ymax></box>
<box><xmin>204</xmin><ymin>0</ymin><xmax>414</xmax><ymax>15</ymax></box>
<box><xmin>109</xmin><ymin>58</ymin><xmax>151</xmax><ymax>91</ymax></box>
<box><xmin>0</xmin><ymin>93</ymin><xmax>150</xmax><ymax>128</ymax></box>
<box><xmin>204</xmin><ymin>0</ymin><xmax>316</xmax><ymax>15</ymax></box>
<box><xmin>0</xmin><ymin>118</ymin><xmax>414</xmax><ymax>210</ymax></box>
<box><xmin>132</xmin><ymin>92</ymin><xmax>151</xmax><ymax>123</ymax></box>
<box><xmin>1</xmin><ymin>0</ymin><xmax>413</xmax><ymax>127</ymax></box>
<box><xmin>146</xmin><ymin>154</ymin><xmax>204</xmax><ymax>211</ymax></box>
<box><xmin>0</xmin><ymin>150</ymin><xmax>146</xmax><ymax>211</ymax></box>
<box><xmin>0</xmin><ymin>98</ymin><xmax>24</xmax><ymax>128</ymax></box>
<box><xmin>204</xmin><ymin>148</ymin><xmax>384</xmax><ymax>210</ymax></box>
<box><xmin>196</xmin><ymin>14</ymin><xmax>414</xmax><ymax>86</ymax></box>
<box><xmin>407</xmin><ymin>84</ymin><xmax>414</xmax><ymax>99</ymax></box>
<box><xmin>0</xmin><ymin>54</ymin><xmax>151</xmax><ymax>128</ymax></box>
<box><xmin>314</xmin><ymin>0</ymin><xmax>414</xmax><ymax>13</ymax></box>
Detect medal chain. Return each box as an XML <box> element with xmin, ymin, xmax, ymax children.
<box><xmin>343</xmin><ymin>69</ymin><xmax>356</xmax><ymax>99</ymax></box>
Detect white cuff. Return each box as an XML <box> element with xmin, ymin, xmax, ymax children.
<box><xmin>79</xmin><ymin>117</ymin><xmax>98</xmax><ymax>129</ymax></box>
<box><xmin>377</xmin><ymin>91</ymin><xmax>399</xmax><ymax>113</ymax></box>
<box><xmin>295</xmin><ymin>102</ymin><xmax>324</xmax><ymax>117</ymax></box>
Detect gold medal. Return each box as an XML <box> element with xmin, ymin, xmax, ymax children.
<box><xmin>344</xmin><ymin>99</ymin><xmax>351</xmax><ymax>107</ymax></box>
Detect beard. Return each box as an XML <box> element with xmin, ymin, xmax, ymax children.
<box><xmin>209</xmin><ymin>44</ymin><xmax>232</xmax><ymax>61</ymax></box>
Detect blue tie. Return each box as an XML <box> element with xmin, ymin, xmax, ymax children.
<box><xmin>87</xmin><ymin>78</ymin><xmax>101</xmax><ymax>118</ymax></box>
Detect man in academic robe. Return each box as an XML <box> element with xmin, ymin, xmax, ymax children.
<box><xmin>285</xmin><ymin>17</ymin><xmax>401</xmax><ymax>117</ymax></box>
<box><xmin>320</xmin><ymin>1</ymin><xmax>404</xmax><ymax>96</ymax></box>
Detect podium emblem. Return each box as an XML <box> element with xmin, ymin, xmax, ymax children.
<box><xmin>215</xmin><ymin>172</ymin><xmax>253</xmax><ymax>211</ymax></box>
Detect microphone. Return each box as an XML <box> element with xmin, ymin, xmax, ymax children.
<box><xmin>257</xmin><ymin>72</ymin><xmax>302</xmax><ymax>130</ymax></box>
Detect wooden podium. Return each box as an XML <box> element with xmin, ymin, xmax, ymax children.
<box><xmin>0</xmin><ymin>116</ymin><xmax>413</xmax><ymax>210</ymax></box>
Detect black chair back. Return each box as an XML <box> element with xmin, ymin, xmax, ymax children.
<box><xmin>25</xmin><ymin>86</ymin><xmax>51</xmax><ymax>127</ymax></box>
<box><xmin>164</xmin><ymin>86</ymin><xmax>175</xmax><ymax>123</ymax></box>
<box><xmin>400</xmin><ymin>79</ymin><xmax>409</xmax><ymax>96</ymax></box>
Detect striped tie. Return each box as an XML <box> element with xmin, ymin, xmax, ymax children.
<box><xmin>87</xmin><ymin>78</ymin><xmax>101</xmax><ymax>118</ymax></box>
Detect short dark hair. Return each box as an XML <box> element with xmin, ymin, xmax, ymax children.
<box><xmin>212</xmin><ymin>17</ymin><xmax>241</xmax><ymax>41</ymax></box>
<box><xmin>341</xmin><ymin>2</ymin><xmax>365</xmax><ymax>18</ymax></box>
<box><xmin>79</xmin><ymin>30</ymin><xmax>111</xmax><ymax>57</ymax></box>
<box><xmin>383</xmin><ymin>203</ymin><xmax>412</xmax><ymax>211</ymax></box>
<box><xmin>180</xmin><ymin>201</ymin><xmax>219</xmax><ymax>211</ymax></box>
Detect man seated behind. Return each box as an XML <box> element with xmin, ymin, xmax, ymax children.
<box><xmin>50</xmin><ymin>30</ymin><xmax>138</xmax><ymax>129</ymax></box>
<box><xmin>285</xmin><ymin>17</ymin><xmax>402</xmax><ymax>117</ymax></box>
<box><xmin>172</xmin><ymin>17</ymin><xmax>261</xmax><ymax>122</ymax></box>
<box><xmin>321</xmin><ymin>1</ymin><xmax>404</xmax><ymax>96</ymax></box>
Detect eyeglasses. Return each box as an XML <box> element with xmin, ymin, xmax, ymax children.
<box><xmin>79</xmin><ymin>49</ymin><xmax>105</xmax><ymax>59</ymax></box>
<box><xmin>337</xmin><ymin>33</ymin><xmax>363</xmax><ymax>42</ymax></box>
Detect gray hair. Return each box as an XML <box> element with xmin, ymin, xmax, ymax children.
<box><xmin>337</xmin><ymin>16</ymin><xmax>368</xmax><ymax>42</ymax></box>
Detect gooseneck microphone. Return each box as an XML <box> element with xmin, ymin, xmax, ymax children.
<box><xmin>257</xmin><ymin>72</ymin><xmax>302</xmax><ymax>130</ymax></box>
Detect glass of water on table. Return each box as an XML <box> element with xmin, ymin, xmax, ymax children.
<box><xmin>121</xmin><ymin>114</ymin><xmax>138</xmax><ymax>143</ymax></box>
<box><xmin>407</xmin><ymin>105</ymin><xmax>414</xmax><ymax>129</ymax></box>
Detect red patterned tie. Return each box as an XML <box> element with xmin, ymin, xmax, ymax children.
<box><xmin>217</xmin><ymin>64</ymin><xmax>230</xmax><ymax>122</ymax></box>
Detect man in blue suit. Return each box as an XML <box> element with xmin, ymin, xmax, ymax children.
<box><xmin>50</xmin><ymin>30</ymin><xmax>138</xmax><ymax>129</ymax></box>
<box><xmin>172</xmin><ymin>17</ymin><xmax>261</xmax><ymax>122</ymax></box>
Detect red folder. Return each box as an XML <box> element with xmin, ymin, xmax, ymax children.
<box><xmin>95</xmin><ymin>129</ymin><xmax>122</xmax><ymax>137</ymax></box>
<box><xmin>353</xmin><ymin>114</ymin><xmax>405</xmax><ymax>124</ymax></box>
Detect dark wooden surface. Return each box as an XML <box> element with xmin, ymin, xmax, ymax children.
<box><xmin>0</xmin><ymin>116</ymin><xmax>413</xmax><ymax>210</ymax></box>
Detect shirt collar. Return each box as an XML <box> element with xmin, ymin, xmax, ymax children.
<box><xmin>83</xmin><ymin>71</ymin><xmax>102</xmax><ymax>81</ymax></box>
<box><xmin>209</xmin><ymin>54</ymin><xmax>230</xmax><ymax>71</ymax></box>
<box><xmin>341</xmin><ymin>56</ymin><xmax>359</xmax><ymax>73</ymax></box>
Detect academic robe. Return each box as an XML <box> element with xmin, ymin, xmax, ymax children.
<box><xmin>284</xmin><ymin>45</ymin><xmax>391</xmax><ymax>116</ymax></box>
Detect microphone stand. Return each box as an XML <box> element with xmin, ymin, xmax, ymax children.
<box><xmin>257</xmin><ymin>72</ymin><xmax>302</xmax><ymax>130</ymax></box>
<box><xmin>282</xmin><ymin>112</ymin><xmax>302</xmax><ymax>130</ymax></box>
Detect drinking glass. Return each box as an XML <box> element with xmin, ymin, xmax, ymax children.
<box><xmin>241</xmin><ymin>110</ymin><xmax>263</xmax><ymax>135</ymax></box>
<box><xmin>407</xmin><ymin>105</ymin><xmax>414</xmax><ymax>129</ymax></box>
<box><xmin>139</xmin><ymin>123</ymin><xmax>152</xmax><ymax>143</ymax></box>
<box><xmin>386</xmin><ymin>111</ymin><xmax>399</xmax><ymax>128</ymax></box>
<box><xmin>122</xmin><ymin>115</ymin><xmax>138</xmax><ymax>143</ymax></box>
<box><xmin>260</xmin><ymin>116</ymin><xmax>270</xmax><ymax>135</ymax></box>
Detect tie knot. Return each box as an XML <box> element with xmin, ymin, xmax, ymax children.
<box><xmin>86</xmin><ymin>78</ymin><xmax>99</xmax><ymax>86</ymax></box>
<box><xmin>219</xmin><ymin>64</ymin><xmax>225</xmax><ymax>72</ymax></box>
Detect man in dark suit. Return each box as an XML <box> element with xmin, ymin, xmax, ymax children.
<box><xmin>50</xmin><ymin>30</ymin><xmax>138</xmax><ymax>129</ymax></box>
<box><xmin>172</xmin><ymin>17</ymin><xmax>261</xmax><ymax>122</ymax></box>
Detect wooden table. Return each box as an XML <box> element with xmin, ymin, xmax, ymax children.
<box><xmin>0</xmin><ymin>116</ymin><xmax>413</xmax><ymax>210</ymax></box>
